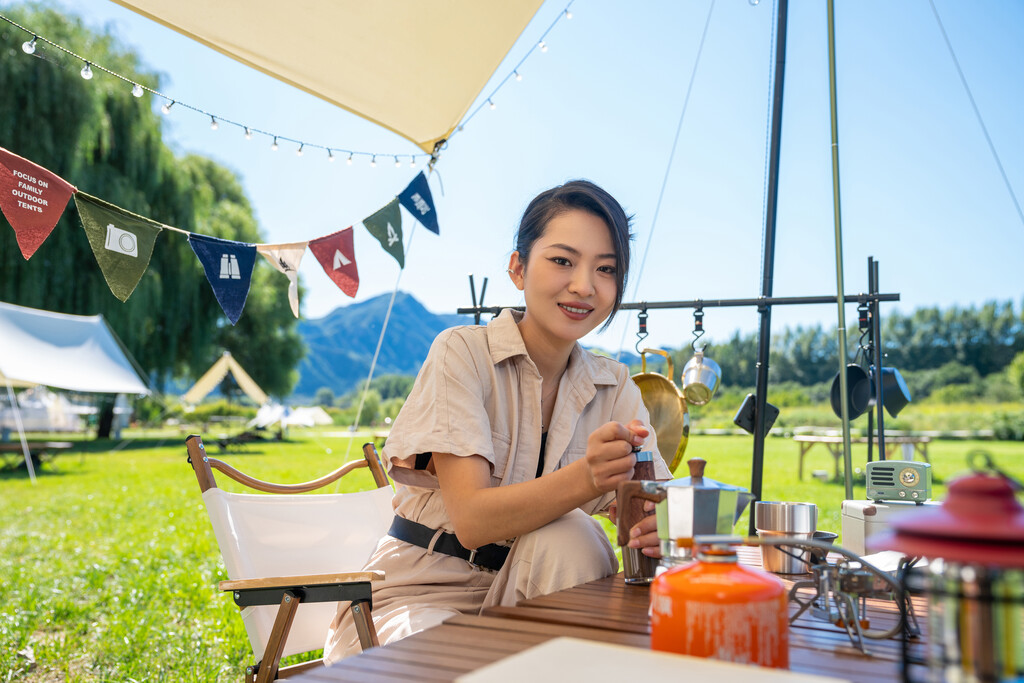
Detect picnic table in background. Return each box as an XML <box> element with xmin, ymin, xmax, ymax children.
<box><xmin>793</xmin><ymin>433</ymin><xmax>931</xmax><ymax>481</ymax></box>
<box><xmin>0</xmin><ymin>440</ymin><xmax>73</xmax><ymax>470</ymax></box>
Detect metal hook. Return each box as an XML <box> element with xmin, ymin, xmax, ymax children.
<box><xmin>634</xmin><ymin>305</ymin><xmax>649</xmax><ymax>355</ymax></box>
<box><xmin>968</xmin><ymin>450</ymin><xmax>1024</xmax><ymax>491</ymax></box>
<box><xmin>690</xmin><ymin>306</ymin><xmax>706</xmax><ymax>353</ymax></box>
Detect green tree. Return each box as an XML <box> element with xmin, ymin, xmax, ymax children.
<box><xmin>0</xmin><ymin>7</ymin><xmax>303</xmax><ymax>395</ymax></box>
<box><xmin>314</xmin><ymin>387</ymin><xmax>335</xmax><ymax>407</ymax></box>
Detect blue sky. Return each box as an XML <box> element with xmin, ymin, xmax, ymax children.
<box><xmin>12</xmin><ymin>0</ymin><xmax>1024</xmax><ymax>355</ymax></box>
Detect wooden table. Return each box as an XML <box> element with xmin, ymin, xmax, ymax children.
<box><xmin>794</xmin><ymin>434</ymin><xmax>931</xmax><ymax>481</ymax></box>
<box><xmin>0</xmin><ymin>440</ymin><xmax>73</xmax><ymax>469</ymax></box>
<box><xmin>296</xmin><ymin>547</ymin><xmax>919</xmax><ymax>682</ymax></box>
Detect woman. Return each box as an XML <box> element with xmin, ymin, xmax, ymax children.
<box><xmin>324</xmin><ymin>180</ymin><xmax>670</xmax><ymax>662</ymax></box>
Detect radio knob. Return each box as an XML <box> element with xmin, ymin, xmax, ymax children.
<box><xmin>899</xmin><ymin>491</ymin><xmax>906</xmax><ymax>498</ymax></box>
<box><xmin>912</xmin><ymin>491</ymin><xmax>919</xmax><ymax>499</ymax></box>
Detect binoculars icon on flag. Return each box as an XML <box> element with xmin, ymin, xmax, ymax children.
<box><xmin>219</xmin><ymin>253</ymin><xmax>241</xmax><ymax>280</ymax></box>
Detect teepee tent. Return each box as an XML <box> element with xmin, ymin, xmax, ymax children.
<box><xmin>182</xmin><ymin>351</ymin><xmax>269</xmax><ymax>406</ymax></box>
<box><xmin>110</xmin><ymin>0</ymin><xmax>544</xmax><ymax>154</ymax></box>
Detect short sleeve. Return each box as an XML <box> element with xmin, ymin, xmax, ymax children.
<box><xmin>382</xmin><ymin>327</ymin><xmax>498</xmax><ymax>488</ymax></box>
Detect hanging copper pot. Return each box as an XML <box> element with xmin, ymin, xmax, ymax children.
<box><xmin>631</xmin><ymin>348</ymin><xmax>688</xmax><ymax>474</ymax></box>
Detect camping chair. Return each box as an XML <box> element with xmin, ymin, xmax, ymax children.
<box><xmin>185</xmin><ymin>434</ymin><xmax>394</xmax><ymax>683</ymax></box>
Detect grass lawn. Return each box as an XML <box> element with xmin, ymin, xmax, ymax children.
<box><xmin>2</xmin><ymin>428</ymin><xmax>1022</xmax><ymax>681</ymax></box>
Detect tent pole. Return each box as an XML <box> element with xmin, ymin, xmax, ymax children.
<box><xmin>5</xmin><ymin>381</ymin><xmax>36</xmax><ymax>483</ymax></box>
<box><xmin>750</xmin><ymin>0</ymin><xmax>789</xmax><ymax>535</ymax></box>
<box><xmin>827</xmin><ymin>0</ymin><xmax>854</xmax><ymax>500</ymax></box>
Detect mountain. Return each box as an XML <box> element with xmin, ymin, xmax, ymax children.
<box><xmin>293</xmin><ymin>292</ymin><xmax>470</xmax><ymax>399</ymax></box>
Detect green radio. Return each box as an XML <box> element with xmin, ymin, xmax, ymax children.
<box><xmin>866</xmin><ymin>460</ymin><xmax>932</xmax><ymax>504</ymax></box>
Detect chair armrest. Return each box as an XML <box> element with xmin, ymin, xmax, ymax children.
<box><xmin>219</xmin><ymin>571</ymin><xmax>385</xmax><ymax>591</ymax></box>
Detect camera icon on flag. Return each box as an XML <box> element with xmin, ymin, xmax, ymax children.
<box><xmin>104</xmin><ymin>224</ymin><xmax>138</xmax><ymax>257</ymax></box>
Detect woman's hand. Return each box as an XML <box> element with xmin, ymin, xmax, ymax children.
<box><xmin>627</xmin><ymin>499</ymin><xmax>662</xmax><ymax>558</ymax></box>
<box><xmin>584</xmin><ymin>419</ymin><xmax>648</xmax><ymax>494</ymax></box>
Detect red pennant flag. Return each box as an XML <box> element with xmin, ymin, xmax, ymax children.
<box><xmin>0</xmin><ymin>147</ymin><xmax>76</xmax><ymax>259</ymax></box>
<box><xmin>309</xmin><ymin>227</ymin><xmax>359</xmax><ymax>297</ymax></box>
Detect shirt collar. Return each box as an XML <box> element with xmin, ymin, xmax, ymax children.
<box><xmin>486</xmin><ymin>308</ymin><xmax>618</xmax><ymax>387</ymax></box>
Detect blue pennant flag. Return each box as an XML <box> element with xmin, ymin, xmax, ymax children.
<box><xmin>188</xmin><ymin>233</ymin><xmax>257</xmax><ymax>325</ymax></box>
<box><xmin>397</xmin><ymin>171</ymin><xmax>439</xmax><ymax>235</ymax></box>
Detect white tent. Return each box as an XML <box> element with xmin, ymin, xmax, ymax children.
<box><xmin>182</xmin><ymin>351</ymin><xmax>268</xmax><ymax>407</ymax></box>
<box><xmin>0</xmin><ymin>300</ymin><xmax>150</xmax><ymax>480</ymax></box>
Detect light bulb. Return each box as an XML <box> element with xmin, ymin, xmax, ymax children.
<box><xmin>409</xmin><ymin>157</ymin><xmax>417</xmax><ymax>169</ymax></box>
<box><xmin>132</xmin><ymin>83</ymin><xmax>143</xmax><ymax>98</ymax></box>
<box><xmin>271</xmin><ymin>137</ymin><xmax>279</xmax><ymax>151</ymax></box>
<box><xmin>488</xmin><ymin>99</ymin><xmax>496</xmax><ymax>110</ymax></box>
<box><xmin>244</xmin><ymin>127</ymin><xmax>252</xmax><ymax>140</ymax></box>
<box><xmin>161</xmin><ymin>100</ymin><xmax>174</xmax><ymax>115</ymax></box>
<box><xmin>296</xmin><ymin>144</ymin><xmax>304</xmax><ymax>157</ymax></box>
<box><xmin>370</xmin><ymin>155</ymin><xmax>377</xmax><ymax>168</ymax></box>
<box><xmin>22</xmin><ymin>36</ymin><xmax>37</xmax><ymax>54</ymax></box>
<box><xmin>565</xmin><ymin>9</ymin><xmax>573</xmax><ymax>19</ymax></box>
<box><xmin>328</xmin><ymin>149</ymin><xmax>335</xmax><ymax>162</ymax></box>
<box><xmin>209</xmin><ymin>116</ymin><xmax>218</xmax><ymax>130</ymax></box>
<box><xmin>394</xmin><ymin>156</ymin><xmax>401</xmax><ymax>168</ymax></box>
<box><xmin>514</xmin><ymin>71</ymin><xmax>522</xmax><ymax>82</ymax></box>
<box><xmin>81</xmin><ymin>62</ymin><xmax>93</xmax><ymax>80</ymax></box>
<box><xmin>346</xmin><ymin>153</ymin><xmax>353</xmax><ymax>166</ymax></box>
<box><xmin>538</xmin><ymin>40</ymin><xmax>547</xmax><ymax>52</ymax></box>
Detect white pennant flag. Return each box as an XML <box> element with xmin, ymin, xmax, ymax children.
<box><xmin>257</xmin><ymin>241</ymin><xmax>308</xmax><ymax>317</ymax></box>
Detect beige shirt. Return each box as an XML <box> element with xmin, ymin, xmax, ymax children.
<box><xmin>383</xmin><ymin>308</ymin><xmax>670</xmax><ymax>531</ymax></box>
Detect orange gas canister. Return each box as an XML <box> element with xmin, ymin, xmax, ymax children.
<box><xmin>650</xmin><ymin>537</ymin><xmax>789</xmax><ymax>668</ymax></box>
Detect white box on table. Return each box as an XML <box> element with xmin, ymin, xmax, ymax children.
<box><xmin>841</xmin><ymin>499</ymin><xmax>939</xmax><ymax>556</ymax></box>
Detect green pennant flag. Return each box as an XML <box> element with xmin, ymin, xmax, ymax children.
<box><xmin>75</xmin><ymin>192</ymin><xmax>163</xmax><ymax>302</ymax></box>
<box><xmin>362</xmin><ymin>198</ymin><xmax>404</xmax><ymax>268</ymax></box>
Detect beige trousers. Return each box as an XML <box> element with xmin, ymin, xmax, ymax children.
<box><xmin>323</xmin><ymin>508</ymin><xmax>617</xmax><ymax>664</ymax></box>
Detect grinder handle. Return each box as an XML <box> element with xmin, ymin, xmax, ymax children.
<box><xmin>615</xmin><ymin>480</ymin><xmax>666</xmax><ymax>547</ymax></box>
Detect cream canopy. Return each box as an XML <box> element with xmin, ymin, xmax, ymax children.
<box><xmin>111</xmin><ymin>0</ymin><xmax>544</xmax><ymax>153</ymax></box>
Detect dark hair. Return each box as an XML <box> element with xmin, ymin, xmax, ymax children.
<box><xmin>514</xmin><ymin>180</ymin><xmax>633</xmax><ymax>329</ymax></box>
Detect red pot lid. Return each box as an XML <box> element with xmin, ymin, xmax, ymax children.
<box><xmin>870</xmin><ymin>472</ymin><xmax>1024</xmax><ymax>568</ymax></box>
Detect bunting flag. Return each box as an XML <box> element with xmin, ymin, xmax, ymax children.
<box><xmin>0</xmin><ymin>147</ymin><xmax>76</xmax><ymax>259</ymax></box>
<box><xmin>188</xmin><ymin>233</ymin><xmax>257</xmax><ymax>325</ymax></box>
<box><xmin>363</xmin><ymin>198</ymin><xmax>404</xmax><ymax>268</ymax></box>
<box><xmin>75</xmin><ymin>192</ymin><xmax>163</xmax><ymax>302</ymax></box>
<box><xmin>398</xmin><ymin>171</ymin><xmax>439</xmax><ymax>235</ymax></box>
<box><xmin>257</xmin><ymin>241</ymin><xmax>307</xmax><ymax>318</ymax></box>
<box><xmin>308</xmin><ymin>227</ymin><xmax>359</xmax><ymax>298</ymax></box>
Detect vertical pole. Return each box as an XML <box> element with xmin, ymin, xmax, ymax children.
<box><xmin>827</xmin><ymin>0</ymin><xmax>854</xmax><ymax>500</ymax></box>
<box><xmin>871</xmin><ymin>259</ymin><xmax>886</xmax><ymax>457</ymax></box>
<box><xmin>750</xmin><ymin>0</ymin><xmax>789</xmax><ymax>535</ymax></box>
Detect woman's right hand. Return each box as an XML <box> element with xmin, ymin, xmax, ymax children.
<box><xmin>584</xmin><ymin>419</ymin><xmax>648</xmax><ymax>494</ymax></box>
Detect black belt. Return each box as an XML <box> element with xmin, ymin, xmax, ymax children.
<box><xmin>388</xmin><ymin>516</ymin><xmax>510</xmax><ymax>572</ymax></box>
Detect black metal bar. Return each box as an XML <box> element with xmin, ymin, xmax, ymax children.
<box><xmin>749</xmin><ymin>0</ymin><xmax>790</xmax><ymax>535</ymax></box>
<box><xmin>468</xmin><ymin>274</ymin><xmax>480</xmax><ymax>325</ymax></box>
<box><xmin>457</xmin><ymin>292</ymin><xmax>900</xmax><ymax>316</ymax></box>
<box><xmin>871</xmin><ymin>258</ymin><xmax>886</xmax><ymax>458</ymax></box>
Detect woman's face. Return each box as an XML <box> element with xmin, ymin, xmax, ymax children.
<box><xmin>510</xmin><ymin>208</ymin><xmax>618</xmax><ymax>347</ymax></box>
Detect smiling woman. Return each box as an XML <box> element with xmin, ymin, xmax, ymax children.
<box><xmin>323</xmin><ymin>180</ymin><xmax>672</xmax><ymax>662</ymax></box>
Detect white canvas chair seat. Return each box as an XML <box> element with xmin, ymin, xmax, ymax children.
<box><xmin>204</xmin><ymin>486</ymin><xmax>394</xmax><ymax>659</ymax></box>
<box><xmin>186</xmin><ymin>435</ymin><xmax>393</xmax><ymax>683</ymax></box>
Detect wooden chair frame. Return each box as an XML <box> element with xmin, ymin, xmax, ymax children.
<box><xmin>185</xmin><ymin>434</ymin><xmax>390</xmax><ymax>683</ymax></box>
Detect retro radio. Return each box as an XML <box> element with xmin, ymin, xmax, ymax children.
<box><xmin>865</xmin><ymin>460</ymin><xmax>932</xmax><ymax>503</ymax></box>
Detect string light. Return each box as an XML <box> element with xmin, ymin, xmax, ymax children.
<box><xmin>394</xmin><ymin>155</ymin><xmax>401</xmax><ymax>168</ymax></box>
<box><xmin>370</xmin><ymin>155</ymin><xmax>377</xmax><ymax>168</ymax></box>
<box><xmin>209</xmin><ymin>115</ymin><xmax>219</xmax><ymax>130</ymax></box>
<box><xmin>514</xmin><ymin>70</ymin><xmax>522</xmax><ymax>81</ymax></box>
<box><xmin>21</xmin><ymin>35</ymin><xmax>36</xmax><ymax>54</ymax></box>
<box><xmin>538</xmin><ymin>40</ymin><xmax>547</xmax><ymax>52</ymax></box>
<box><xmin>565</xmin><ymin>9</ymin><xmax>573</xmax><ymax>19</ymax></box>
<box><xmin>271</xmin><ymin>136</ymin><xmax>279</xmax><ymax>151</ymax></box>
<box><xmin>409</xmin><ymin>156</ymin><xmax>416</xmax><ymax>169</ymax></box>
<box><xmin>161</xmin><ymin>100</ymin><xmax>174</xmax><ymax>114</ymax></box>
<box><xmin>296</xmin><ymin>143</ymin><xmax>304</xmax><ymax>156</ymax></box>
<box><xmin>488</xmin><ymin>98</ymin><xmax>496</xmax><ymax>110</ymax></box>
<box><xmin>327</xmin><ymin>148</ymin><xmax>335</xmax><ymax>162</ymax></box>
<box><xmin>244</xmin><ymin>127</ymin><xmax>252</xmax><ymax>140</ymax></box>
<box><xmin>346</xmin><ymin>153</ymin><xmax>353</xmax><ymax>166</ymax></box>
<box><xmin>80</xmin><ymin>62</ymin><xmax>93</xmax><ymax>80</ymax></box>
<box><xmin>132</xmin><ymin>83</ymin><xmax>144</xmax><ymax>98</ymax></box>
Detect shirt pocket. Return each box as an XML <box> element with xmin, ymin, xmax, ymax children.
<box><xmin>489</xmin><ymin>431</ymin><xmax>512</xmax><ymax>485</ymax></box>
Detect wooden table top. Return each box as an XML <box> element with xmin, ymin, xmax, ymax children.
<box><xmin>297</xmin><ymin>546</ymin><xmax>918</xmax><ymax>682</ymax></box>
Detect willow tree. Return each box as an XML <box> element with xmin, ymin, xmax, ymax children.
<box><xmin>0</xmin><ymin>6</ymin><xmax>303</xmax><ymax>397</ymax></box>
